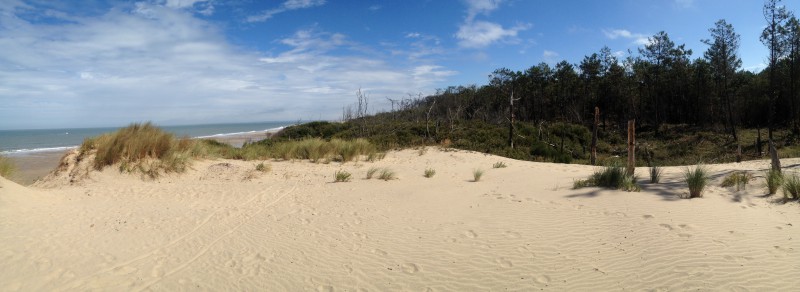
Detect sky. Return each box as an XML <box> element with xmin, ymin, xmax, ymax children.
<box><xmin>2</xmin><ymin>0</ymin><xmax>799</xmax><ymax>130</ymax></box>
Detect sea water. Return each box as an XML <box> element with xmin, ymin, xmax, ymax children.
<box><xmin>0</xmin><ymin>121</ymin><xmax>294</xmax><ymax>155</ymax></box>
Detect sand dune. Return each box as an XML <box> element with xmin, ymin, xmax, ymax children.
<box><xmin>1</xmin><ymin>148</ymin><xmax>799</xmax><ymax>291</ymax></box>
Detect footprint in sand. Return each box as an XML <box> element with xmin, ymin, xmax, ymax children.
<box><xmin>678</xmin><ymin>233</ymin><xmax>693</xmax><ymax>238</ymax></box>
<box><xmin>504</xmin><ymin>231</ymin><xmax>521</xmax><ymax>239</ymax></box>
<box><xmin>495</xmin><ymin>258</ymin><xmax>513</xmax><ymax>268</ymax></box>
<box><xmin>642</xmin><ymin>214</ymin><xmax>654</xmax><ymax>219</ymax></box>
<box><xmin>659</xmin><ymin>224</ymin><xmax>674</xmax><ymax>231</ymax></box>
<box><xmin>401</xmin><ymin>263</ymin><xmax>420</xmax><ymax>274</ymax></box>
<box><xmin>464</xmin><ymin>230</ymin><xmax>478</xmax><ymax>239</ymax></box>
<box><xmin>371</xmin><ymin>249</ymin><xmax>388</xmax><ymax>256</ymax></box>
<box><xmin>533</xmin><ymin>275</ymin><xmax>551</xmax><ymax>285</ymax></box>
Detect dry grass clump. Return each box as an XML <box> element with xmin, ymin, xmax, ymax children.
<box><xmin>781</xmin><ymin>173</ymin><xmax>800</xmax><ymax>200</ymax></box>
<box><xmin>573</xmin><ymin>162</ymin><xmax>640</xmax><ymax>192</ymax></box>
<box><xmin>765</xmin><ymin>168</ymin><xmax>784</xmax><ymax>195</ymax></box>
<box><xmin>79</xmin><ymin>122</ymin><xmax>201</xmax><ymax>178</ymax></box>
<box><xmin>649</xmin><ymin>165</ymin><xmax>663</xmax><ymax>183</ymax></box>
<box><xmin>493</xmin><ymin>161</ymin><xmax>507</xmax><ymax>168</ymax></box>
<box><xmin>0</xmin><ymin>155</ymin><xmax>16</xmax><ymax>178</ymax></box>
<box><xmin>378</xmin><ymin>168</ymin><xmax>396</xmax><ymax>181</ymax></box>
<box><xmin>472</xmin><ymin>169</ymin><xmax>484</xmax><ymax>182</ymax></box>
<box><xmin>255</xmin><ymin>162</ymin><xmax>270</xmax><ymax>172</ymax></box>
<box><xmin>424</xmin><ymin>168</ymin><xmax>436</xmax><ymax>178</ymax></box>
<box><xmin>682</xmin><ymin>164</ymin><xmax>709</xmax><ymax>199</ymax></box>
<box><xmin>720</xmin><ymin>171</ymin><xmax>753</xmax><ymax>191</ymax></box>
<box><xmin>334</xmin><ymin>170</ymin><xmax>352</xmax><ymax>182</ymax></box>
<box><xmin>366</xmin><ymin>167</ymin><xmax>379</xmax><ymax>179</ymax></box>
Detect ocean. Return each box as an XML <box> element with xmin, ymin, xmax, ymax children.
<box><xmin>0</xmin><ymin>121</ymin><xmax>294</xmax><ymax>156</ymax></box>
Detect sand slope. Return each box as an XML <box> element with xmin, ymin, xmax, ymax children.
<box><xmin>1</xmin><ymin>148</ymin><xmax>799</xmax><ymax>291</ymax></box>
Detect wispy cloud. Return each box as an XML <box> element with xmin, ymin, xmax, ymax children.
<box><xmin>246</xmin><ymin>0</ymin><xmax>325</xmax><ymax>22</ymax></box>
<box><xmin>602</xmin><ymin>29</ymin><xmax>650</xmax><ymax>45</ymax></box>
<box><xmin>457</xmin><ymin>21</ymin><xmax>529</xmax><ymax>48</ymax></box>
<box><xmin>543</xmin><ymin>50</ymin><xmax>560</xmax><ymax>64</ymax></box>
<box><xmin>456</xmin><ymin>0</ymin><xmax>529</xmax><ymax>48</ymax></box>
<box><xmin>0</xmin><ymin>2</ymin><xmax>455</xmax><ymax>128</ymax></box>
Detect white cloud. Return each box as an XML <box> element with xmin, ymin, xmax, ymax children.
<box><xmin>247</xmin><ymin>0</ymin><xmax>325</xmax><ymax>22</ymax></box>
<box><xmin>602</xmin><ymin>29</ymin><xmax>650</xmax><ymax>46</ymax></box>
<box><xmin>456</xmin><ymin>21</ymin><xmax>529</xmax><ymax>48</ymax></box>
<box><xmin>0</xmin><ymin>2</ymin><xmax>454</xmax><ymax>129</ymax></box>
<box><xmin>163</xmin><ymin>0</ymin><xmax>205</xmax><ymax>8</ymax></box>
<box><xmin>464</xmin><ymin>0</ymin><xmax>502</xmax><ymax>22</ymax></box>
<box><xmin>368</xmin><ymin>5</ymin><xmax>381</xmax><ymax>11</ymax></box>
<box><xmin>543</xmin><ymin>50</ymin><xmax>560</xmax><ymax>64</ymax></box>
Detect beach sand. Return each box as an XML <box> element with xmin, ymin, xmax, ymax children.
<box><xmin>1</xmin><ymin>148</ymin><xmax>799</xmax><ymax>290</ymax></box>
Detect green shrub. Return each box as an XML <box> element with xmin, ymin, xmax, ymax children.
<box><xmin>683</xmin><ymin>165</ymin><xmax>709</xmax><ymax>199</ymax></box>
<box><xmin>781</xmin><ymin>174</ymin><xmax>800</xmax><ymax>200</ymax></box>
<box><xmin>493</xmin><ymin>161</ymin><xmax>507</xmax><ymax>168</ymax></box>
<box><xmin>0</xmin><ymin>155</ymin><xmax>16</xmax><ymax>179</ymax></box>
<box><xmin>649</xmin><ymin>165</ymin><xmax>663</xmax><ymax>183</ymax></box>
<box><xmin>334</xmin><ymin>170</ymin><xmax>352</xmax><ymax>182</ymax></box>
<box><xmin>424</xmin><ymin>168</ymin><xmax>436</xmax><ymax>178</ymax></box>
<box><xmin>472</xmin><ymin>169</ymin><xmax>484</xmax><ymax>182</ymax></box>
<box><xmin>765</xmin><ymin>169</ymin><xmax>784</xmax><ymax>195</ymax></box>
<box><xmin>720</xmin><ymin>171</ymin><xmax>753</xmax><ymax>191</ymax></box>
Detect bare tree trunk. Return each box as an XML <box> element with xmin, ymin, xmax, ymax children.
<box><xmin>508</xmin><ymin>91</ymin><xmax>516</xmax><ymax>149</ymax></box>
<box><xmin>425</xmin><ymin>100</ymin><xmax>436</xmax><ymax>142</ymax></box>
<box><xmin>591</xmin><ymin>107</ymin><xmax>599</xmax><ymax>165</ymax></box>
<box><xmin>627</xmin><ymin>120</ymin><xmax>636</xmax><ymax>177</ymax></box>
<box><xmin>770</xmin><ymin>139</ymin><xmax>782</xmax><ymax>173</ymax></box>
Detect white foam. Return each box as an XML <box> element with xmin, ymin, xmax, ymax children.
<box><xmin>1</xmin><ymin>146</ymin><xmax>78</xmax><ymax>156</ymax></box>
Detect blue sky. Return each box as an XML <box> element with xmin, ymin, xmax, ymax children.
<box><xmin>1</xmin><ymin>0</ymin><xmax>798</xmax><ymax>130</ymax></box>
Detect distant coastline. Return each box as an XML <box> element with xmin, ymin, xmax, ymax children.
<box><xmin>0</xmin><ymin>121</ymin><xmax>294</xmax><ymax>156</ymax></box>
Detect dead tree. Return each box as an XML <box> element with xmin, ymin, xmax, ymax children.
<box><xmin>591</xmin><ymin>107</ymin><xmax>599</xmax><ymax>165</ymax></box>
<box><xmin>508</xmin><ymin>90</ymin><xmax>520</xmax><ymax>148</ymax></box>
<box><xmin>627</xmin><ymin>120</ymin><xmax>636</xmax><ymax>177</ymax></box>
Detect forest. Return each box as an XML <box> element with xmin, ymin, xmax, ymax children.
<box><xmin>277</xmin><ymin>0</ymin><xmax>800</xmax><ymax>166</ymax></box>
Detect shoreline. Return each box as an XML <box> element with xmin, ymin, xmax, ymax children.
<box><xmin>4</xmin><ymin>128</ymin><xmax>283</xmax><ymax>185</ymax></box>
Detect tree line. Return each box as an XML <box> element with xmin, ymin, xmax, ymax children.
<box><xmin>371</xmin><ymin>0</ymin><xmax>800</xmax><ymax>146</ymax></box>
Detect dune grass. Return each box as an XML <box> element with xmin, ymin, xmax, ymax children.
<box><xmin>765</xmin><ymin>169</ymin><xmax>784</xmax><ymax>195</ymax></box>
<box><xmin>649</xmin><ymin>165</ymin><xmax>663</xmax><ymax>183</ymax></box>
<box><xmin>573</xmin><ymin>162</ymin><xmax>640</xmax><ymax>192</ymax></box>
<box><xmin>424</xmin><ymin>168</ymin><xmax>436</xmax><ymax>178</ymax></box>
<box><xmin>781</xmin><ymin>174</ymin><xmax>800</xmax><ymax>200</ymax></box>
<box><xmin>78</xmin><ymin>122</ymin><xmax>202</xmax><ymax>178</ymax></box>
<box><xmin>493</xmin><ymin>161</ymin><xmax>507</xmax><ymax>169</ymax></box>
<box><xmin>0</xmin><ymin>155</ymin><xmax>16</xmax><ymax>179</ymax></box>
<box><xmin>720</xmin><ymin>171</ymin><xmax>753</xmax><ymax>191</ymax></box>
<box><xmin>472</xmin><ymin>169</ymin><xmax>484</xmax><ymax>182</ymax></box>
<box><xmin>366</xmin><ymin>167</ymin><xmax>379</xmax><ymax>179</ymax></box>
<box><xmin>334</xmin><ymin>170</ymin><xmax>352</xmax><ymax>182</ymax></box>
<box><xmin>378</xmin><ymin>168</ymin><xmax>396</xmax><ymax>181</ymax></box>
<box><xmin>683</xmin><ymin>164</ymin><xmax>709</xmax><ymax>199</ymax></box>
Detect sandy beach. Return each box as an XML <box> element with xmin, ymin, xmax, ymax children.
<box><xmin>1</xmin><ymin>147</ymin><xmax>798</xmax><ymax>290</ymax></box>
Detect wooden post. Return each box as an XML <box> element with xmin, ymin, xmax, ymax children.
<box><xmin>508</xmin><ymin>90</ymin><xmax>515</xmax><ymax>149</ymax></box>
<box><xmin>591</xmin><ymin>107</ymin><xmax>599</xmax><ymax>165</ymax></box>
<box><xmin>627</xmin><ymin>119</ymin><xmax>635</xmax><ymax>176</ymax></box>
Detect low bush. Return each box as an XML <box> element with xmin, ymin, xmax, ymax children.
<box><xmin>649</xmin><ymin>165</ymin><xmax>663</xmax><ymax>183</ymax></box>
<box><xmin>424</xmin><ymin>168</ymin><xmax>436</xmax><ymax>178</ymax></box>
<box><xmin>573</xmin><ymin>162</ymin><xmax>640</xmax><ymax>192</ymax></box>
<box><xmin>493</xmin><ymin>161</ymin><xmax>507</xmax><ymax>168</ymax></box>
